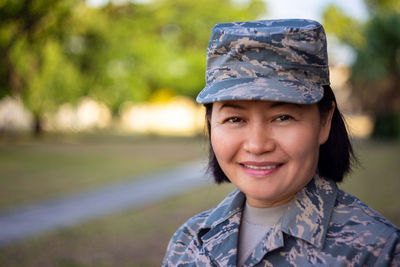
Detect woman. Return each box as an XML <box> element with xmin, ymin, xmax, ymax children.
<box><xmin>163</xmin><ymin>19</ymin><xmax>399</xmax><ymax>266</ymax></box>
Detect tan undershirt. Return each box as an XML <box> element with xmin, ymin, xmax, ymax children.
<box><xmin>238</xmin><ymin>200</ymin><xmax>292</xmax><ymax>266</ymax></box>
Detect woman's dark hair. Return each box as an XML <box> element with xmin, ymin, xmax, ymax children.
<box><xmin>204</xmin><ymin>85</ymin><xmax>356</xmax><ymax>183</ymax></box>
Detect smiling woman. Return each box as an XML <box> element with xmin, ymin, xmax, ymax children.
<box><xmin>209</xmin><ymin>100</ymin><xmax>332</xmax><ymax>208</ymax></box>
<box><xmin>162</xmin><ymin>19</ymin><xmax>400</xmax><ymax>266</ymax></box>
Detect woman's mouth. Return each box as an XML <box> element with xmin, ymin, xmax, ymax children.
<box><xmin>243</xmin><ymin>164</ymin><xmax>279</xmax><ymax>170</ymax></box>
<box><xmin>240</xmin><ymin>162</ymin><xmax>283</xmax><ymax>176</ymax></box>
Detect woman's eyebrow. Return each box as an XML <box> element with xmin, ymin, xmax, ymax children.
<box><xmin>269</xmin><ymin>102</ymin><xmax>302</xmax><ymax>109</ymax></box>
<box><xmin>219</xmin><ymin>103</ymin><xmax>245</xmax><ymax>111</ymax></box>
<box><xmin>218</xmin><ymin>102</ymin><xmax>302</xmax><ymax>112</ymax></box>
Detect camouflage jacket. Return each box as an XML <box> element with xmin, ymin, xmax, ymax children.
<box><xmin>163</xmin><ymin>176</ymin><xmax>400</xmax><ymax>266</ymax></box>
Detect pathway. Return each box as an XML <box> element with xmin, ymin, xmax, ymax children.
<box><xmin>0</xmin><ymin>160</ymin><xmax>211</xmax><ymax>247</ymax></box>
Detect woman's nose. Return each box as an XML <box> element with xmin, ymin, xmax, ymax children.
<box><xmin>242</xmin><ymin>122</ymin><xmax>276</xmax><ymax>155</ymax></box>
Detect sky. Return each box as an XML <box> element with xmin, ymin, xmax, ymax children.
<box><xmin>265</xmin><ymin>0</ymin><xmax>368</xmax><ymax>22</ymax></box>
<box><xmin>87</xmin><ymin>0</ymin><xmax>369</xmax><ymax>21</ymax></box>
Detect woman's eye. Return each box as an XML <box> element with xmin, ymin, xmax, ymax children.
<box><xmin>225</xmin><ymin>117</ymin><xmax>243</xmax><ymax>124</ymax></box>
<box><xmin>274</xmin><ymin>115</ymin><xmax>293</xmax><ymax>122</ymax></box>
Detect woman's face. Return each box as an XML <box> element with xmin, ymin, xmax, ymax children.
<box><xmin>210</xmin><ymin>100</ymin><xmax>333</xmax><ymax>208</ymax></box>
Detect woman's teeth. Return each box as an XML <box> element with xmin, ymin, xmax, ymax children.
<box><xmin>244</xmin><ymin>164</ymin><xmax>278</xmax><ymax>170</ymax></box>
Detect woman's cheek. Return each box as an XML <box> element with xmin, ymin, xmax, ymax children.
<box><xmin>272</xmin><ymin>125</ymin><xmax>318</xmax><ymax>158</ymax></box>
<box><xmin>211</xmin><ymin>126</ymin><xmax>241</xmax><ymax>162</ymax></box>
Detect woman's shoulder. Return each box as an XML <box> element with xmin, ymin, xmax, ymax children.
<box><xmin>330</xmin><ymin>189</ymin><xmax>400</xmax><ymax>264</ymax></box>
<box><xmin>163</xmin><ymin>189</ymin><xmax>244</xmax><ymax>266</ymax></box>
<box><xmin>334</xmin><ymin>189</ymin><xmax>398</xmax><ymax>232</ymax></box>
<box><xmin>172</xmin><ymin>208</ymin><xmax>213</xmax><ymax>240</ymax></box>
<box><xmin>162</xmin><ymin>208</ymin><xmax>215</xmax><ymax>266</ymax></box>
<box><xmin>170</xmin><ymin>188</ymin><xmax>244</xmax><ymax>240</ymax></box>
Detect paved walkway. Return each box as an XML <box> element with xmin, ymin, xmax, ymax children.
<box><xmin>0</xmin><ymin>160</ymin><xmax>211</xmax><ymax>247</ymax></box>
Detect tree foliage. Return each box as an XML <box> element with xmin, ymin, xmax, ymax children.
<box><xmin>364</xmin><ymin>0</ymin><xmax>400</xmax><ymax>14</ymax></box>
<box><xmin>0</xmin><ymin>0</ymin><xmax>79</xmax><ymax>96</ymax></box>
<box><xmin>351</xmin><ymin>12</ymin><xmax>400</xmax><ymax>114</ymax></box>
<box><xmin>323</xmin><ymin>0</ymin><xmax>400</xmax><ymax>138</ymax></box>
<box><xmin>322</xmin><ymin>5</ymin><xmax>364</xmax><ymax>49</ymax></box>
<box><xmin>0</xmin><ymin>0</ymin><xmax>267</xmax><ymax>126</ymax></box>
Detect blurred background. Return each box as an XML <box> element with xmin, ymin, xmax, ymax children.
<box><xmin>0</xmin><ymin>0</ymin><xmax>399</xmax><ymax>266</ymax></box>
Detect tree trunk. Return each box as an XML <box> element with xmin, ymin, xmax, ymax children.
<box><xmin>33</xmin><ymin>115</ymin><xmax>43</xmax><ymax>137</ymax></box>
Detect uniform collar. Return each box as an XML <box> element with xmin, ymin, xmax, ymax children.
<box><xmin>279</xmin><ymin>176</ymin><xmax>338</xmax><ymax>248</ymax></box>
<box><xmin>197</xmin><ymin>189</ymin><xmax>244</xmax><ymax>266</ymax></box>
<box><xmin>196</xmin><ymin>176</ymin><xmax>338</xmax><ymax>266</ymax></box>
<box><xmin>202</xmin><ymin>188</ymin><xmax>245</xmax><ymax>230</ymax></box>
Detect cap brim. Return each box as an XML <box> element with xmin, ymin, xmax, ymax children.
<box><xmin>196</xmin><ymin>77</ymin><xmax>324</xmax><ymax>104</ymax></box>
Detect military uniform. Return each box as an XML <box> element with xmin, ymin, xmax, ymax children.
<box><xmin>163</xmin><ymin>176</ymin><xmax>400</xmax><ymax>266</ymax></box>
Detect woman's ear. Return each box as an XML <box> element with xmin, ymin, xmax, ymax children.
<box><xmin>319</xmin><ymin>101</ymin><xmax>335</xmax><ymax>145</ymax></box>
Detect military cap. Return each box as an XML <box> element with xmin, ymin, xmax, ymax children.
<box><xmin>196</xmin><ymin>19</ymin><xmax>330</xmax><ymax>104</ymax></box>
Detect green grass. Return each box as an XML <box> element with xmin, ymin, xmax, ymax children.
<box><xmin>0</xmin><ymin>133</ymin><xmax>208</xmax><ymax>209</ymax></box>
<box><xmin>0</xmin><ymin>136</ymin><xmax>399</xmax><ymax>267</ymax></box>
<box><xmin>0</xmin><ymin>183</ymin><xmax>235</xmax><ymax>267</ymax></box>
<box><xmin>339</xmin><ymin>139</ymin><xmax>400</xmax><ymax>225</ymax></box>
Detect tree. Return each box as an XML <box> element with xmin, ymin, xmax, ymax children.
<box><xmin>0</xmin><ymin>0</ymin><xmax>81</xmax><ymax>134</ymax></box>
<box><xmin>323</xmin><ymin>1</ymin><xmax>400</xmax><ymax>138</ymax></box>
<box><xmin>351</xmin><ymin>12</ymin><xmax>400</xmax><ymax>114</ymax></box>
<box><xmin>90</xmin><ymin>0</ymin><xmax>267</xmax><ymax>111</ymax></box>
<box><xmin>0</xmin><ymin>0</ymin><xmax>267</xmax><ymax>134</ymax></box>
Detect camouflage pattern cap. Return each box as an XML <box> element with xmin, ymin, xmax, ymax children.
<box><xmin>196</xmin><ymin>19</ymin><xmax>330</xmax><ymax>104</ymax></box>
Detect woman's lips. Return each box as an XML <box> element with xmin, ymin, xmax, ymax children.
<box><xmin>240</xmin><ymin>162</ymin><xmax>283</xmax><ymax>177</ymax></box>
